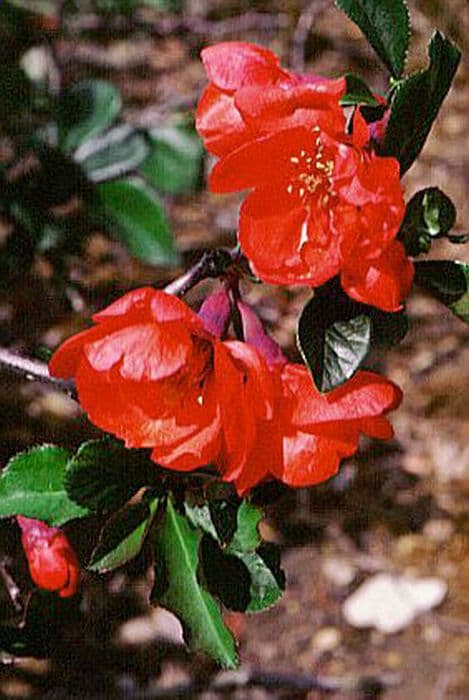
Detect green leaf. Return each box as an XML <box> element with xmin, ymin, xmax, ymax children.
<box><xmin>189</xmin><ymin>495</ymin><xmax>283</xmax><ymax>614</ymax></box>
<box><xmin>298</xmin><ymin>300</ymin><xmax>371</xmax><ymax>393</ymax></box>
<box><xmin>201</xmin><ymin>537</ymin><xmax>284</xmax><ymax>614</ymax></box>
<box><xmin>75</xmin><ymin>125</ymin><xmax>149</xmax><ymax>183</ymax></box>
<box><xmin>234</xmin><ymin>544</ymin><xmax>285</xmax><ymax>613</ymax></box>
<box><xmin>399</xmin><ymin>187</ymin><xmax>457</xmax><ymax>255</ymax></box>
<box><xmin>414</xmin><ymin>261</ymin><xmax>469</xmax><ymax>323</ymax></box>
<box><xmin>225</xmin><ymin>501</ymin><xmax>262</xmax><ymax>555</ymax></box>
<box><xmin>0</xmin><ymin>446</ymin><xmax>89</xmax><ymax>526</ymax></box>
<box><xmin>382</xmin><ymin>31</ymin><xmax>461</xmax><ymax>174</ymax></box>
<box><xmin>95</xmin><ymin>177</ymin><xmax>180</xmax><ymax>266</ymax></box>
<box><xmin>340</xmin><ymin>73</ymin><xmax>381</xmax><ymax>107</ymax></box>
<box><xmin>297</xmin><ymin>280</ymin><xmax>408</xmax><ymax>392</ymax></box>
<box><xmin>57</xmin><ymin>80</ymin><xmax>122</xmax><ymax>154</ymax></box>
<box><xmin>89</xmin><ymin>496</ymin><xmax>159</xmax><ymax>573</ymax></box>
<box><xmin>185</xmin><ymin>493</ymin><xmax>261</xmax><ymax>552</ymax></box>
<box><xmin>65</xmin><ymin>439</ymin><xmax>157</xmax><ymax>515</ymax></box>
<box><xmin>335</xmin><ymin>0</ymin><xmax>410</xmax><ymax>77</ymax></box>
<box><xmin>152</xmin><ymin>498</ymin><xmax>238</xmax><ymax>668</ymax></box>
<box><xmin>140</xmin><ymin>126</ymin><xmax>203</xmax><ymax>195</ymax></box>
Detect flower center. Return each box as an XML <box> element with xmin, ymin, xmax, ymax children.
<box><xmin>286</xmin><ymin>127</ymin><xmax>334</xmax><ymax>203</ymax></box>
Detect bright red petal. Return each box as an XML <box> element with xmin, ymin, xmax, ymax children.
<box><xmin>209</xmin><ymin>126</ymin><xmax>319</xmax><ymax>194</ymax></box>
<box><xmin>83</xmin><ymin>322</ymin><xmax>192</xmax><ymax>381</ymax></box>
<box><xmin>274</xmin><ymin>430</ymin><xmax>351</xmax><ymax>487</ymax></box>
<box><xmin>201</xmin><ymin>42</ymin><xmax>283</xmax><ymax>91</ymax></box>
<box><xmin>153</xmin><ymin>376</ymin><xmax>222</xmax><ymax>471</ymax></box>
<box><xmin>238</xmin><ymin>188</ymin><xmax>311</xmax><ymax>283</ymax></box>
<box><xmin>196</xmin><ymin>84</ymin><xmax>251</xmax><ymax>157</ymax></box>
<box><xmin>284</xmin><ymin>365</ymin><xmax>401</xmax><ymax>427</ymax></box>
<box><xmin>341</xmin><ymin>241</ymin><xmax>414</xmax><ymax>312</ymax></box>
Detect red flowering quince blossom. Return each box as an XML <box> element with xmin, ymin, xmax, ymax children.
<box><xmin>196</xmin><ymin>41</ymin><xmax>346</xmax><ymax>157</ymax></box>
<box><xmin>196</xmin><ymin>42</ymin><xmax>414</xmax><ymax>312</ymax></box>
<box><xmin>49</xmin><ymin>288</ymin><xmax>274</xmax><ymax>478</ymax></box>
<box><xmin>227</xmin><ymin>303</ymin><xmax>402</xmax><ymax>493</ymax></box>
<box><xmin>49</xmin><ymin>288</ymin><xmax>401</xmax><ymax>494</ymax></box>
<box><xmin>17</xmin><ymin>516</ymin><xmax>80</xmax><ymax>597</ymax></box>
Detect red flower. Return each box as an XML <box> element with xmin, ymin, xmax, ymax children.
<box><xmin>224</xmin><ymin>303</ymin><xmax>402</xmax><ymax>494</ymax></box>
<box><xmin>18</xmin><ymin>516</ymin><xmax>80</xmax><ymax>598</ymax></box>
<box><xmin>196</xmin><ymin>41</ymin><xmax>346</xmax><ymax>157</ymax></box>
<box><xmin>197</xmin><ymin>42</ymin><xmax>413</xmax><ymax>312</ymax></box>
<box><xmin>50</xmin><ymin>289</ymin><xmax>401</xmax><ymax>494</ymax></box>
<box><xmin>49</xmin><ymin>288</ymin><xmax>274</xmax><ymax>479</ymax></box>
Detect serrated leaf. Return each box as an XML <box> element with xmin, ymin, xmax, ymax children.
<box><xmin>152</xmin><ymin>498</ymin><xmax>237</xmax><ymax>668</ymax></box>
<box><xmin>75</xmin><ymin>125</ymin><xmax>149</xmax><ymax>183</ymax></box>
<box><xmin>201</xmin><ymin>536</ymin><xmax>284</xmax><ymax>614</ymax></box>
<box><xmin>399</xmin><ymin>187</ymin><xmax>456</xmax><ymax>255</ymax></box>
<box><xmin>382</xmin><ymin>31</ymin><xmax>461</xmax><ymax>174</ymax></box>
<box><xmin>335</xmin><ymin>0</ymin><xmax>410</xmax><ymax>77</ymax></box>
<box><xmin>225</xmin><ymin>501</ymin><xmax>262</xmax><ymax>554</ymax></box>
<box><xmin>298</xmin><ymin>296</ymin><xmax>371</xmax><ymax>393</ymax></box>
<box><xmin>192</xmin><ymin>496</ymin><xmax>283</xmax><ymax>614</ymax></box>
<box><xmin>236</xmin><ymin>544</ymin><xmax>285</xmax><ymax>613</ymax></box>
<box><xmin>414</xmin><ymin>261</ymin><xmax>469</xmax><ymax>323</ymax></box>
<box><xmin>186</xmin><ymin>495</ymin><xmax>262</xmax><ymax>552</ymax></box>
<box><xmin>185</xmin><ymin>502</ymin><xmax>219</xmax><ymax>541</ymax></box>
<box><xmin>89</xmin><ymin>496</ymin><xmax>159</xmax><ymax>573</ymax></box>
<box><xmin>297</xmin><ymin>280</ymin><xmax>410</xmax><ymax>393</ymax></box>
<box><xmin>95</xmin><ymin>177</ymin><xmax>180</xmax><ymax>266</ymax></box>
<box><xmin>340</xmin><ymin>73</ymin><xmax>381</xmax><ymax>107</ymax></box>
<box><xmin>0</xmin><ymin>446</ymin><xmax>89</xmax><ymax>526</ymax></box>
<box><xmin>57</xmin><ymin>80</ymin><xmax>122</xmax><ymax>154</ymax></box>
<box><xmin>140</xmin><ymin>126</ymin><xmax>203</xmax><ymax>195</ymax></box>
<box><xmin>65</xmin><ymin>439</ymin><xmax>157</xmax><ymax>514</ymax></box>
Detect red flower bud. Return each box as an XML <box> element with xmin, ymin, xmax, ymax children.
<box><xmin>18</xmin><ymin>516</ymin><xmax>80</xmax><ymax>598</ymax></box>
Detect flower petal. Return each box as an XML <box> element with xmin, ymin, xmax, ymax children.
<box><xmin>201</xmin><ymin>41</ymin><xmax>283</xmax><ymax>91</ymax></box>
<box><xmin>209</xmin><ymin>126</ymin><xmax>318</xmax><ymax>193</ymax></box>
<box><xmin>196</xmin><ymin>84</ymin><xmax>251</xmax><ymax>157</ymax></box>
<box><xmin>84</xmin><ymin>323</ymin><xmax>192</xmax><ymax>380</ymax></box>
<box><xmin>284</xmin><ymin>365</ymin><xmax>402</xmax><ymax>427</ymax></box>
<box><xmin>342</xmin><ymin>241</ymin><xmax>414</xmax><ymax>312</ymax></box>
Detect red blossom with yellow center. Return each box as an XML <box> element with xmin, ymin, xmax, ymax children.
<box><xmin>197</xmin><ymin>42</ymin><xmax>414</xmax><ymax>312</ymax></box>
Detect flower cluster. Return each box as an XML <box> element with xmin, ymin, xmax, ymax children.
<box><xmin>196</xmin><ymin>42</ymin><xmax>414</xmax><ymax>312</ymax></box>
<box><xmin>18</xmin><ymin>516</ymin><xmax>80</xmax><ymax>598</ymax></box>
<box><xmin>50</xmin><ymin>288</ymin><xmax>401</xmax><ymax>494</ymax></box>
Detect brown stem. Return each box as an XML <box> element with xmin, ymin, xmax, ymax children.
<box><xmin>0</xmin><ymin>348</ymin><xmax>76</xmax><ymax>399</ymax></box>
<box><xmin>163</xmin><ymin>247</ymin><xmax>237</xmax><ymax>296</ymax></box>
